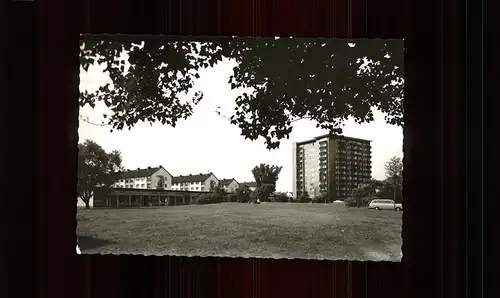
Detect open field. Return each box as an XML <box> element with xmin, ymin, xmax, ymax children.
<box><xmin>77</xmin><ymin>202</ymin><xmax>402</xmax><ymax>261</ymax></box>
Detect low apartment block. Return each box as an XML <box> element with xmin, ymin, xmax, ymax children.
<box><xmin>114</xmin><ymin>166</ymin><xmax>173</xmax><ymax>189</ymax></box>
<box><xmin>171</xmin><ymin>173</ymin><xmax>219</xmax><ymax>192</ymax></box>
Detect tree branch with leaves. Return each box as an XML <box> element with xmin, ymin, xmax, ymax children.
<box><xmin>80</xmin><ymin>37</ymin><xmax>403</xmax><ymax>149</ymax></box>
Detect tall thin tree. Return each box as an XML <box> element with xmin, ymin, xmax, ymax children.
<box><xmin>251</xmin><ymin>163</ymin><xmax>283</xmax><ymax>202</ymax></box>
<box><xmin>384</xmin><ymin>156</ymin><xmax>403</xmax><ymax>209</ymax></box>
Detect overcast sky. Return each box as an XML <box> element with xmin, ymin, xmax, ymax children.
<box><xmin>79</xmin><ymin>51</ymin><xmax>403</xmax><ymax>193</ymax></box>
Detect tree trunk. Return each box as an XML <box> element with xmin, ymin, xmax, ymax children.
<box><xmin>82</xmin><ymin>192</ymin><xmax>92</xmax><ymax>209</ymax></box>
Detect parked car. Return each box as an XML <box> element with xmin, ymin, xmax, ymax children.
<box><xmin>368</xmin><ymin>199</ymin><xmax>403</xmax><ymax>211</ymax></box>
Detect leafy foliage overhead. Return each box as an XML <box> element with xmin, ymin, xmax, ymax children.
<box><xmin>80</xmin><ymin>36</ymin><xmax>403</xmax><ymax>149</ymax></box>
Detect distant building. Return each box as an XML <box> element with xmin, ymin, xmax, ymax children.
<box><xmin>171</xmin><ymin>173</ymin><xmax>219</xmax><ymax>192</ymax></box>
<box><xmin>114</xmin><ymin>166</ymin><xmax>173</xmax><ymax>190</ymax></box>
<box><xmin>219</xmin><ymin>178</ymin><xmax>240</xmax><ymax>193</ymax></box>
<box><xmin>240</xmin><ymin>181</ymin><xmax>258</xmax><ymax>192</ymax></box>
<box><xmin>292</xmin><ymin>134</ymin><xmax>372</xmax><ymax>199</ymax></box>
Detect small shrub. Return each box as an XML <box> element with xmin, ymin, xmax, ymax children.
<box><xmin>235</xmin><ymin>187</ymin><xmax>252</xmax><ymax>203</ymax></box>
<box><xmin>194</xmin><ymin>193</ymin><xmax>223</xmax><ymax>205</ymax></box>
<box><xmin>324</xmin><ymin>195</ymin><xmax>335</xmax><ymax>203</ymax></box>
<box><xmin>344</xmin><ymin>196</ymin><xmax>373</xmax><ymax>207</ymax></box>
<box><xmin>195</xmin><ymin>194</ymin><xmax>212</xmax><ymax>205</ymax></box>
<box><xmin>297</xmin><ymin>192</ymin><xmax>311</xmax><ymax>203</ymax></box>
<box><xmin>344</xmin><ymin>197</ymin><xmax>357</xmax><ymax>207</ymax></box>
<box><xmin>315</xmin><ymin>194</ymin><xmax>335</xmax><ymax>203</ymax></box>
<box><xmin>298</xmin><ymin>197</ymin><xmax>311</xmax><ymax>203</ymax></box>
<box><xmin>360</xmin><ymin>197</ymin><xmax>373</xmax><ymax>207</ymax></box>
<box><xmin>251</xmin><ymin>184</ymin><xmax>275</xmax><ymax>202</ymax></box>
<box><xmin>273</xmin><ymin>193</ymin><xmax>289</xmax><ymax>202</ymax></box>
<box><xmin>227</xmin><ymin>194</ymin><xmax>238</xmax><ymax>202</ymax></box>
<box><xmin>238</xmin><ymin>194</ymin><xmax>251</xmax><ymax>203</ymax></box>
<box><xmin>313</xmin><ymin>196</ymin><xmax>325</xmax><ymax>203</ymax></box>
<box><xmin>210</xmin><ymin>193</ymin><xmax>223</xmax><ymax>204</ymax></box>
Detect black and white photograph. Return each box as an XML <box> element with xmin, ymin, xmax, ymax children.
<box><xmin>77</xmin><ymin>36</ymin><xmax>404</xmax><ymax>261</ymax></box>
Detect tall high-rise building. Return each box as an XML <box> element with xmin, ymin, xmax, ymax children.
<box><xmin>292</xmin><ymin>134</ymin><xmax>372</xmax><ymax>199</ymax></box>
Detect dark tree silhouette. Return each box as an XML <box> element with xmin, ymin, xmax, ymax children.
<box><xmin>235</xmin><ymin>186</ymin><xmax>251</xmax><ymax>203</ymax></box>
<box><xmin>80</xmin><ymin>36</ymin><xmax>403</xmax><ymax>149</ymax></box>
<box><xmin>78</xmin><ymin>139</ymin><xmax>123</xmax><ymax>208</ymax></box>
<box><xmin>250</xmin><ymin>163</ymin><xmax>283</xmax><ymax>203</ymax></box>
<box><xmin>251</xmin><ymin>163</ymin><xmax>283</xmax><ymax>189</ymax></box>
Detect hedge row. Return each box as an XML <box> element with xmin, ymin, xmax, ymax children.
<box><xmin>343</xmin><ymin>197</ymin><xmax>373</xmax><ymax>207</ymax></box>
<box><xmin>190</xmin><ymin>194</ymin><xmax>378</xmax><ymax>207</ymax></box>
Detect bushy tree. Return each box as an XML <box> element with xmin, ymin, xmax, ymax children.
<box><xmin>349</xmin><ymin>179</ymin><xmax>387</xmax><ymax>207</ymax></box>
<box><xmin>247</xmin><ymin>163</ymin><xmax>282</xmax><ymax>203</ymax></box>
<box><xmin>369</xmin><ymin>179</ymin><xmax>385</xmax><ymax>191</ymax></box>
<box><xmin>385</xmin><ymin>156</ymin><xmax>403</xmax><ymax>182</ymax></box>
<box><xmin>378</xmin><ymin>181</ymin><xmax>403</xmax><ymax>202</ymax></box>
<box><xmin>80</xmin><ymin>37</ymin><xmax>403</xmax><ymax>149</ymax></box>
<box><xmin>78</xmin><ymin>139</ymin><xmax>123</xmax><ymax>208</ymax></box>
<box><xmin>251</xmin><ymin>163</ymin><xmax>282</xmax><ymax>188</ymax></box>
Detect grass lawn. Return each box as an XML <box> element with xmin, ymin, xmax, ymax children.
<box><xmin>77</xmin><ymin>202</ymin><xmax>402</xmax><ymax>261</ymax></box>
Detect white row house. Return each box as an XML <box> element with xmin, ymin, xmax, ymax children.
<box><xmin>113</xmin><ymin>166</ymin><xmax>173</xmax><ymax>189</ymax></box>
<box><xmin>171</xmin><ymin>173</ymin><xmax>219</xmax><ymax>192</ymax></box>
<box><xmin>114</xmin><ymin>167</ymin><xmax>242</xmax><ymax>193</ymax></box>
<box><xmin>219</xmin><ymin>178</ymin><xmax>240</xmax><ymax>193</ymax></box>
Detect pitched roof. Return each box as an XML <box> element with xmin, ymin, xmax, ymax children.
<box><xmin>240</xmin><ymin>181</ymin><xmax>258</xmax><ymax>188</ymax></box>
<box><xmin>172</xmin><ymin>173</ymin><xmax>214</xmax><ymax>184</ymax></box>
<box><xmin>219</xmin><ymin>178</ymin><xmax>238</xmax><ymax>186</ymax></box>
<box><xmin>118</xmin><ymin>166</ymin><xmax>163</xmax><ymax>179</ymax></box>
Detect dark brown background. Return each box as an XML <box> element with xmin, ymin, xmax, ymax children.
<box><xmin>5</xmin><ymin>0</ymin><xmax>467</xmax><ymax>297</ymax></box>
